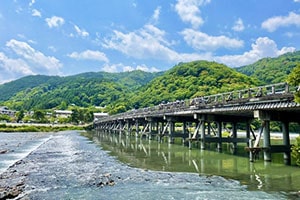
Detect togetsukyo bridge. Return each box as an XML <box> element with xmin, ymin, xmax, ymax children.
<box><xmin>94</xmin><ymin>82</ymin><xmax>300</xmax><ymax>165</ymax></box>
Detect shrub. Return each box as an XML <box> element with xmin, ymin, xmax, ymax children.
<box><xmin>291</xmin><ymin>136</ymin><xmax>300</xmax><ymax>166</ymax></box>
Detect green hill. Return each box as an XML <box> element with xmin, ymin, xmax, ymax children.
<box><xmin>0</xmin><ymin>71</ymin><xmax>161</xmax><ymax>111</ymax></box>
<box><xmin>128</xmin><ymin>61</ymin><xmax>260</xmax><ymax>108</ymax></box>
<box><xmin>0</xmin><ymin>75</ymin><xmax>61</xmax><ymax>102</ymax></box>
<box><xmin>236</xmin><ymin>51</ymin><xmax>300</xmax><ymax>84</ymax></box>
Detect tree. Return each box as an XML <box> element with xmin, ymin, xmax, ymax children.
<box><xmin>287</xmin><ymin>63</ymin><xmax>300</xmax><ymax>103</ymax></box>
<box><xmin>16</xmin><ymin>110</ymin><xmax>25</xmax><ymax>122</ymax></box>
<box><xmin>32</xmin><ymin>110</ymin><xmax>46</xmax><ymax>123</ymax></box>
<box><xmin>0</xmin><ymin>114</ymin><xmax>11</xmax><ymax>122</ymax></box>
<box><xmin>70</xmin><ymin>108</ymin><xmax>79</xmax><ymax>124</ymax></box>
<box><xmin>291</xmin><ymin>137</ymin><xmax>300</xmax><ymax>166</ymax></box>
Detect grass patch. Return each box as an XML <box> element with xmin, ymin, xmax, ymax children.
<box><xmin>0</xmin><ymin>124</ymin><xmax>85</xmax><ymax>132</ymax></box>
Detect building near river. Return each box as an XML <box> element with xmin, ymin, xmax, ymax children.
<box><xmin>0</xmin><ymin>106</ymin><xmax>16</xmax><ymax>117</ymax></box>
<box><xmin>93</xmin><ymin>113</ymin><xmax>109</xmax><ymax>121</ymax></box>
<box><xmin>54</xmin><ymin>110</ymin><xmax>73</xmax><ymax>118</ymax></box>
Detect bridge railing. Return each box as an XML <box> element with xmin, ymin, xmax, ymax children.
<box><xmin>96</xmin><ymin>82</ymin><xmax>298</xmax><ymax>122</ymax></box>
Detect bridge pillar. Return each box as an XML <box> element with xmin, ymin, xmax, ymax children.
<box><xmin>282</xmin><ymin>121</ymin><xmax>291</xmax><ymax>165</ymax></box>
<box><xmin>183</xmin><ymin>121</ymin><xmax>188</xmax><ymax>146</ymax></box>
<box><xmin>200</xmin><ymin>121</ymin><xmax>206</xmax><ymax>150</ymax></box>
<box><xmin>217</xmin><ymin>121</ymin><xmax>222</xmax><ymax>152</ymax></box>
<box><xmin>168</xmin><ymin>120</ymin><xmax>175</xmax><ymax>144</ymax></box>
<box><xmin>135</xmin><ymin>119</ymin><xmax>139</xmax><ymax>138</ymax></box>
<box><xmin>149</xmin><ymin>120</ymin><xmax>153</xmax><ymax>140</ymax></box>
<box><xmin>254</xmin><ymin>110</ymin><xmax>271</xmax><ymax>162</ymax></box>
<box><xmin>231</xmin><ymin>122</ymin><xmax>237</xmax><ymax>154</ymax></box>
<box><xmin>246</xmin><ymin>121</ymin><xmax>254</xmax><ymax>162</ymax></box>
<box><xmin>119</xmin><ymin>121</ymin><xmax>123</xmax><ymax>135</ymax></box>
<box><xmin>188</xmin><ymin>122</ymin><xmax>192</xmax><ymax>149</ymax></box>
<box><xmin>263</xmin><ymin>120</ymin><xmax>271</xmax><ymax>162</ymax></box>
<box><xmin>206</xmin><ymin>122</ymin><xmax>211</xmax><ymax>149</ymax></box>
<box><xmin>126</xmin><ymin>120</ymin><xmax>131</xmax><ymax>136</ymax></box>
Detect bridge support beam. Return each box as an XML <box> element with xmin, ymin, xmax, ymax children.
<box><xmin>125</xmin><ymin>120</ymin><xmax>132</xmax><ymax>136</ymax></box>
<box><xmin>254</xmin><ymin>110</ymin><xmax>271</xmax><ymax>162</ymax></box>
<box><xmin>282</xmin><ymin>121</ymin><xmax>291</xmax><ymax>165</ymax></box>
<box><xmin>263</xmin><ymin>120</ymin><xmax>271</xmax><ymax>162</ymax></box>
<box><xmin>182</xmin><ymin>121</ymin><xmax>188</xmax><ymax>146</ymax></box>
<box><xmin>231</xmin><ymin>122</ymin><xmax>237</xmax><ymax>154</ymax></box>
<box><xmin>200</xmin><ymin>121</ymin><xmax>206</xmax><ymax>150</ymax></box>
<box><xmin>217</xmin><ymin>121</ymin><xmax>222</xmax><ymax>152</ymax></box>
<box><xmin>135</xmin><ymin>119</ymin><xmax>139</xmax><ymax>138</ymax></box>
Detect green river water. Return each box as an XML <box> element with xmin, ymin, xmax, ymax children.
<box><xmin>87</xmin><ymin>131</ymin><xmax>300</xmax><ymax>195</ymax></box>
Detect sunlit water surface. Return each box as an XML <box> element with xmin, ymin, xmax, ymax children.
<box><xmin>85</xmin><ymin>131</ymin><xmax>300</xmax><ymax>198</ymax></box>
<box><xmin>0</xmin><ymin>131</ymin><xmax>299</xmax><ymax>199</ymax></box>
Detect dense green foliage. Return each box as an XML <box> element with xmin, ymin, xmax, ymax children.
<box><xmin>0</xmin><ymin>75</ymin><xmax>61</xmax><ymax>102</ymax></box>
<box><xmin>128</xmin><ymin>61</ymin><xmax>259</xmax><ymax>108</ymax></box>
<box><xmin>0</xmin><ymin>70</ymin><xmax>161</xmax><ymax>111</ymax></box>
<box><xmin>236</xmin><ymin>51</ymin><xmax>300</xmax><ymax>84</ymax></box>
<box><xmin>292</xmin><ymin>136</ymin><xmax>300</xmax><ymax>166</ymax></box>
<box><xmin>287</xmin><ymin>63</ymin><xmax>300</xmax><ymax>103</ymax></box>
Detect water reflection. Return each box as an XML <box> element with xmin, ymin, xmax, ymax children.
<box><xmin>85</xmin><ymin>131</ymin><xmax>300</xmax><ymax>194</ymax></box>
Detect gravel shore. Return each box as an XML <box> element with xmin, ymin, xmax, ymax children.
<box><xmin>0</xmin><ymin>131</ymin><xmax>286</xmax><ymax>200</ymax></box>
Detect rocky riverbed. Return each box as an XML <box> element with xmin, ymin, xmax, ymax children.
<box><xmin>0</xmin><ymin>131</ymin><xmax>288</xmax><ymax>199</ymax></box>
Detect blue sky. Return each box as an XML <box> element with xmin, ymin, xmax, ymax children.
<box><xmin>0</xmin><ymin>0</ymin><xmax>299</xmax><ymax>83</ymax></box>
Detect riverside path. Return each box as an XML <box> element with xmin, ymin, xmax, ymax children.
<box><xmin>94</xmin><ymin>82</ymin><xmax>300</xmax><ymax>165</ymax></box>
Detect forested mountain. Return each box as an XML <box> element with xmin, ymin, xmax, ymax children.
<box><xmin>0</xmin><ymin>71</ymin><xmax>161</xmax><ymax>111</ymax></box>
<box><xmin>127</xmin><ymin>61</ymin><xmax>260</xmax><ymax>108</ymax></box>
<box><xmin>0</xmin><ymin>75</ymin><xmax>61</xmax><ymax>102</ymax></box>
<box><xmin>236</xmin><ymin>51</ymin><xmax>300</xmax><ymax>84</ymax></box>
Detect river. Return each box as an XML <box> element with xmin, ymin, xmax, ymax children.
<box><xmin>0</xmin><ymin>131</ymin><xmax>299</xmax><ymax>199</ymax></box>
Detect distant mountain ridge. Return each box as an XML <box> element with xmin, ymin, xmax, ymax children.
<box><xmin>0</xmin><ymin>70</ymin><xmax>162</xmax><ymax>111</ymax></box>
<box><xmin>236</xmin><ymin>50</ymin><xmax>300</xmax><ymax>84</ymax></box>
<box><xmin>127</xmin><ymin>60</ymin><xmax>259</xmax><ymax>108</ymax></box>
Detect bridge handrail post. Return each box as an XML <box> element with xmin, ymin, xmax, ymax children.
<box><xmin>238</xmin><ymin>91</ymin><xmax>242</xmax><ymax>99</ymax></box>
<box><xmin>271</xmin><ymin>85</ymin><xmax>276</xmax><ymax>94</ymax></box>
<box><xmin>248</xmin><ymin>88</ymin><xmax>252</xmax><ymax>98</ymax></box>
<box><xmin>285</xmin><ymin>82</ymin><xmax>290</xmax><ymax>93</ymax></box>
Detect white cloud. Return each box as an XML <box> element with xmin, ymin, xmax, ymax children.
<box><xmin>215</xmin><ymin>37</ymin><xmax>296</xmax><ymax>67</ymax></box>
<box><xmin>101</xmin><ymin>63</ymin><xmax>160</xmax><ymax>73</ymax></box>
<box><xmin>103</xmin><ymin>24</ymin><xmax>179</xmax><ymax>61</ymax></box>
<box><xmin>101</xmin><ymin>63</ymin><xmax>119</xmax><ymax>73</ymax></box>
<box><xmin>29</xmin><ymin>0</ymin><xmax>36</xmax><ymax>6</ymax></box>
<box><xmin>294</xmin><ymin>0</ymin><xmax>300</xmax><ymax>2</ymax></box>
<box><xmin>136</xmin><ymin>64</ymin><xmax>160</xmax><ymax>72</ymax></box>
<box><xmin>262</xmin><ymin>12</ymin><xmax>300</xmax><ymax>32</ymax></box>
<box><xmin>150</xmin><ymin>7</ymin><xmax>161</xmax><ymax>24</ymax></box>
<box><xmin>48</xmin><ymin>46</ymin><xmax>57</xmax><ymax>52</ymax></box>
<box><xmin>0</xmin><ymin>52</ymin><xmax>34</xmax><ymax>75</ymax></box>
<box><xmin>181</xmin><ymin>29</ymin><xmax>244</xmax><ymax>51</ymax></box>
<box><xmin>74</xmin><ymin>25</ymin><xmax>89</xmax><ymax>37</ymax></box>
<box><xmin>32</xmin><ymin>9</ymin><xmax>41</xmax><ymax>17</ymax></box>
<box><xmin>174</xmin><ymin>0</ymin><xmax>210</xmax><ymax>29</ymax></box>
<box><xmin>103</xmin><ymin>24</ymin><xmax>216</xmax><ymax>64</ymax></box>
<box><xmin>232</xmin><ymin>18</ymin><xmax>244</xmax><ymax>32</ymax></box>
<box><xmin>6</xmin><ymin>39</ymin><xmax>62</xmax><ymax>74</ymax></box>
<box><xmin>68</xmin><ymin>50</ymin><xmax>109</xmax><ymax>63</ymax></box>
<box><xmin>0</xmin><ymin>52</ymin><xmax>36</xmax><ymax>83</ymax></box>
<box><xmin>45</xmin><ymin>16</ymin><xmax>65</xmax><ymax>28</ymax></box>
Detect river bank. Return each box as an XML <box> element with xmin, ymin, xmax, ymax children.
<box><xmin>0</xmin><ymin>131</ymin><xmax>293</xmax><ymax>199</ymax></box>
<box><xmin>0</xmin><ymin>123</ymin><xmax>85</xmax><ymax>132</ymax></box>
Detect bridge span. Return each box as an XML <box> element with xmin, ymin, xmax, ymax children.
<box><xmin>94</xmin><ymin>82</ymin><xmax>300</xmax><ymax>165</ymax></box>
